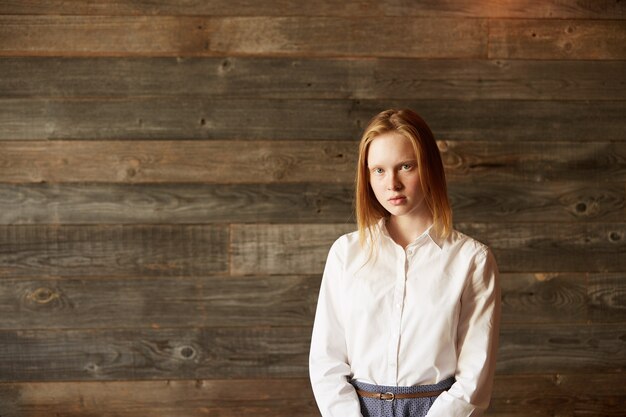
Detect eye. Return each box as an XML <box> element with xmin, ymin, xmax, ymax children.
<box><xmin>401</xmin><ymin>163</ymin><xmax>413</xmax><ymax>171</ymax></box>
<box><xmin>371</xmin><ymin>167</ymin><xmax>384</xmax><ymax>175</ymax></box>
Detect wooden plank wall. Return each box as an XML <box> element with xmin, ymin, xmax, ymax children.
<box><xmin>0</xmin><ymin>1</ymin><xmax>625</xmax><ymax>416</ymax></box>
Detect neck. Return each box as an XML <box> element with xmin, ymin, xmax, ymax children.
<box><xmin>386</xmin><ymin>214</ymin><xmax>433</xmax><ymax>248</ymax></box>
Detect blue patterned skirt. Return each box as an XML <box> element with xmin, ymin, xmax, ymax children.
<box><xmin>350</xmin><ymin>377</ymin><xmax>455</xmax><ymax>417</ymax></box>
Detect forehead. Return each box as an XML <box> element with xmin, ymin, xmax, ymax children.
<box><xmin>367</xmin><ymin>132</ymin><xmax>416</xmax><ymax>165</ymax></box>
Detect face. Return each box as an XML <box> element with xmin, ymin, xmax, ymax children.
<box><xmin>367</xmin><ymin>132</ymin><xmax>429</xmax><ymax>221</ymax></box>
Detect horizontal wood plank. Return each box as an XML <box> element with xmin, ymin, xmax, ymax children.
<box><xmin>0</xmin><ymin>181</ymin><xmax>622</xmax><ymax>224</ymax></box>
<box><xmin>0</xmin><ymin>275</ymin><xmax>321</xmax><ymax>329</ymax></box>
<box><xmin>1</xmin><ymin>99</ymin><xmax>624</xmax><ymax>140</ymax></box>
<box><xmin>0</xmin><ymin>324</ymin><xmax>622</xmax><ymax>381</ymax></box>
<box><xmin>0</xmin><ymin>225</ymin><xmax>228</xmax><ymax>277</ymax></box>
<box><xmin>1</xmin><ymin>1</ymin><xmax>623</xmax><ymax>18</ymax></box>
<box><xmin>2</xmin><ymin>57</ymin><xmax>625</xmax><ymax>100</ymax></box>
<box><xmin>0</xmin><ymin>16</ymin><xmax>487</xmax><ymax>58</ymax></box>
<box><xmin>1</xmin><ymin>140</ymin><xmax>624</xmax><ymax>184</ymax></box>
<box><xmin>1</xmin><ymin>373</ymin><xmax>624</xmax><ymax>416</ymax></box>
<box><xmin>0</xmin><ymin>273</ymin><xmax>622</xmax><ymax>330</ymax></box>
<box><xmin>231</xmin><ymin>223</ymin><xmax>626</xmax><ymax>274</ymax></box>
<box><xmin>489</xmin><ymin>19</ymin><xmax>626</xmax><ymax>60</ymax></box>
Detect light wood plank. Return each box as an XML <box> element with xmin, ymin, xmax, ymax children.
<box><xmin>1</xmin><ymin>140</ymin><xmax>624</xmax><ymax>183</ymax></box>
<box><xmin>0</xmin><ymin>225</ymin><xmax>228</xmax><ymax>277</ymax></box>
<box><xmin>1</xmin><ymin>99</ymin><xmax>624</xmax><ymax>140</ymax></box>
<box><xmin>3</xmin><ymin>57</ymin><xmax>625</xmax><ymax>100</ymax></box>
<box><xmin>1</xmin><ymin>0</ymin><xmax>624</xmax><ymax>19</ymax></box>
<box><xmin>0</xmin><ymin>16</ymin><xmax>487</xmax><ymax>58</ymax></box>
<box><xmin>489</xmin><ymin>19</ymin><xmax>626</xmax><ymax>60</ymax></box>
<box><xmin>231</xmin><ymin>223</ymin><xmax>626</xmax><ymax>274</ymax></box>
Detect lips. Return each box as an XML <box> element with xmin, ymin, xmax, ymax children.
<box><xmin>388</xmin><ymin>196</ymin><xmax>407</xmax><ymax>205</ymax></box>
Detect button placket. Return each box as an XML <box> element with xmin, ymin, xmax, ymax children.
<box><xmin>387</xmin><ymin>246</ymin><xmax>406</xmax><ymax>383</ymax></box>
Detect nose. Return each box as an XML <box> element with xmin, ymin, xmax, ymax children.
<box><xmin>386</xmin><ymin>172</ymin><xmax>402</xmax><ymax>191</ymax></box>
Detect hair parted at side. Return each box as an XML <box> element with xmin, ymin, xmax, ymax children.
<box><xmin>355</xmin><ymin>108</ymin><xmax>452</xmax><ymax>249</ymax></box>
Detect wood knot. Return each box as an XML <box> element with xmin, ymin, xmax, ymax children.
<box><xmin>28</xmin><ymin>287</ymin><xmax>59</xmax><ymax>304</ymax></box>
<box><xmin>608</xmin><ymin>231</ymin><xmax>622</xmax><ymax>242</ymax></box>
<box><xmin>176</xmin><ymin>345</ymin><xmax>197</xmax><ymax>360</ymax></box>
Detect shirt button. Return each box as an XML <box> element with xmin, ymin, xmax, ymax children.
<box><xmin>407</xmin><ymin>249</ymin><xmax>413</xmax><ymax>255</ymax></box>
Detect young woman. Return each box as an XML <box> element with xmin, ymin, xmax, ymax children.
<box><xmin>309</xmin><ymin>109</ymin><xmax>501</xmax><ymax>417</ymax></box>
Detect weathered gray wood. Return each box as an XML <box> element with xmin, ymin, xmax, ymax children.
<box><xmin>0</xmin><ymin>182</ymin><xmax>621</xmax><ymax>224</ymax></box>
<box><xmin>0</xmin><ymin>225</ymin><xmax>228</xmax><ymax>277</ymax></box>
<box><xmin>0</xmin><ymin>273</ymin><xmax>621</xmax><ymax>330</ymax></box>
<box><xmin>0</xmin><ymin>373</ymin><xmax>624</xmax><ymax>417</ymax></box>
<box><xmin>1</xmin><ymin>0</ymin><xmax>623</xmax><ymax>18</ymax></box>
<box><xmin>231</xmin><ymin>223</ymin><xmax>626</xmax><ymax>274</ymax></box>
<box><xmin>0</xmin><ymin>327</ymin><xmax>311</xmax><ymax>381</ymax></box>
<box><xmin>0</xmin><ymin>324</ymin><xmax>622</xmax><ymax>381</ymax></box>
<box><xmin>1</xmin><ymin>99</ymin><xmax>624</xmax><ymax>140</ymax></box>
<box><xmin>457</xmin><ymin>222</ymin><xmax>626</xmax><ymax>273</ymax></box>
<box><xmin>489</xmin><ymin>19</ymin><xmax>626</xmax><ymax>59</ymax></box>
<box><xmin>0</xmin><ymin>183</ymin><xmax>355</xmax><ymax>224</ymax></box>
<box><xmin>0</xmin><ymin>16</ymin><xmax>487</xmax><ymax>58</ymax></box>
<box><xmin>3</xmin><ymin>57</ymin><xmax>625</xmax><ymax>100</ymax></box>
<box><xmin>0</xmin><ymin>275</ymin><xmax>321</xmax><ymax>329</ymax></box>
<box><xmin>1</xmin><ymin>140</ymin><xmax>624</xmax><ymax>183</ymax></box>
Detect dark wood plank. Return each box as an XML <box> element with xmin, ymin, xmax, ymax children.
<box><xmin>2</xmin><ymin>0</ymin><xmax>624</xmax><ymax>19</ymax></box>
<box><xmin>0</xmin><ymin>374</ymin><xmax>624</xmax><ymax>417</ymax></box>
<box><xmin>489</xmin><ymin>19</ymin><xmax>626</xmax><ymax>60</ymax></box>
<box><xmin>0</xmin><ymin>182</ymin><xmax>621</xmax><ymax>225</ymax></box>
<box><xmin>3</xmin><ymin>57</ymin><xmax>625</xmax><ymax>100</ymax></box>
<box><xmin>0</xmin><ymin>379</ymin><xmax>320</xmax><ymax>417</ymax></box>
<box><xmin>589</xmin><ymin>273</ymin><xmax>626</xmax><ymax>323</ymax></box>
<box><xmin>0</xmin><ymin>273</ymin><xmax>621</xmax><ymax>330</ymax></box>
<box><xmin>1</xmin><ymin>99</ymin><xmax>624</xmax><ymax>140</ymax></box>
<box><xmin>0</xmin><ymin>16</ymin><xmax>487</xmax><ymax>58</ymax></box>
<box><xmin>487</xmin><ymin>373</ymin><xmax>626</xmax><ymax>416</ymax></box>
<box><xmin>1</xmin><ymin>140</ymin><xmax>624</xmax><ymax>183</ymax></box>
<box><xmin>0</xmin><ymin>225</ymin><xmax>228</xmax><ymax>277</ymax></box>
<box><xmin>497</xmin><ymin>324</ymin><xmax>626</xmax><ymax>374</ymax></box>
<box><xmin>0</xmin><ymin>324</ymin><xmax>622</xmax><ymax>381</ymax></box>
<box><xmin>231</xmin><ymin>223</ymin><xmax>626</xmax><ymax>274</ymax></box>
<box><xmin>0</xmin><ymin>275</ymin><xmax>320</xmax><ymax>329</ymax></box>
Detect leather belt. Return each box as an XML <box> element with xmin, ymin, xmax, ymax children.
<box><xmin>356</xmin><ymin>388</ymin><xmax>446</xmax><ymax>402</ymax></box>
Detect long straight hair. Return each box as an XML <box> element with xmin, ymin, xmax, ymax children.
<box><xmin>355</xmin><ymin>109</ymin><xmax>452</xmax><ymax>250</ymax></box>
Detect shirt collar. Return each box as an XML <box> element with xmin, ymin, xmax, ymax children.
<box><xmin>377</xmin><ymin>217</ymin><xmax>444</xmax><ymax>250</ymax></box>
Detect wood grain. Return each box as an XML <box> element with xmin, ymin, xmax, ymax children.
<box><xmin>230</xmin><ymin>223</ymin><xmax>626</xmax><ymax>274</ymax></box>
<box><xmin>0</xmin><ymin>275</ymin><xmax>321</xmax><ymax>329</ymax></box>
<box><xmin>0</xmin><ymin>16</ymin><xmax>487</xmax><ymax>58</ymax></box>
<box><xmin>1</xmin><ymin>0</ymin><xmax>624</xmax><ymax>18</ymax></box>
<box><xmin>0</xmin><ymin>373</ymin><xmax>624</xmax><ymax>417</ymax></box>
<box><xmin>1</xmin><ymin>98</ymin><xmax>624</xmax><ymax>140</ymax></box>
<box><xmin>489</xmin><ymin>19</ymin><xmax>626</xmax><ymax>60</ymax></box>
<box><xmin>0</xmin><ymin>273</ymin><xmax>622</xmax><ymax>330</ymax></box>
<box><xmin>1</xmin><ymin>140</ymin><xmax>624</xmax><ymax>184</ymax></box>
<box><xmin>0</xmin><ymin>225</ymin><xmax>228</xmax><ymax>277</ymax></box>
<box><xmin>0</xmin><ymin>181</ymin><xmax>621</xmax><ymax>224</ymax></box>
<box><xmin>0</xmin><ymin>324</ymin><xmax>622</xmax><ymax>381</ymax></box>
<box><xmin>3</xmin><ymin>57</ymin><xmax>625</xmax><ymax>100</ymax></box>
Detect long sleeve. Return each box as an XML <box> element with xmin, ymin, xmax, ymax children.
<box><xmin>426</xmin><ymin>249</ymin><xmax>501</xmax><ymax>417</ymax></box>
<box><xmin>309</xmin><ymin>238</ymin><xmax>363</xmax><ymax>417</ymax></box>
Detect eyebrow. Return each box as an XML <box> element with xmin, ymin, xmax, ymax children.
<box><xmin>368</xmin><ymin>159</ymin><xmax>417</xmax><ymax>168</ymax></box>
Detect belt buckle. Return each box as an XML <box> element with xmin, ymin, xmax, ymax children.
<box><xmin>381</xmin><ymin>392</ymin><xmax>395</xmax><ymax>402</ymax></box>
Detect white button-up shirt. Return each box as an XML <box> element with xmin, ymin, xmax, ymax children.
<box><xmin>309</xmin><ymin>221</ymin><xmax>501</xmax><ymax>417</ymax></box>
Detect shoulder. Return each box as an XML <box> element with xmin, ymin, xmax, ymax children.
<box><xmin>440</xmin><ymin>228</ymin><xmax>491</xmax><ymax>262</ymax></box>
